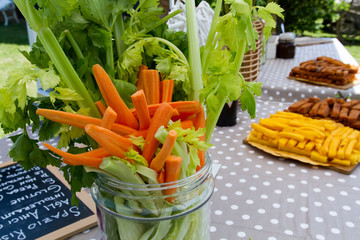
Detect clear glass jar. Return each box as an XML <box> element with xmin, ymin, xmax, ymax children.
<box><xmin>91</xmin><ymin>155</ymin><xmax>214</xmax><ymax>240</ymax></box>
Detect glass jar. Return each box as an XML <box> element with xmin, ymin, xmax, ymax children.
<box><xmin>91</xmin><ymin>155</ymin><xmax>214</xmax><ymax>240</ymax></box>
<box><xmin>276</xmin><ymin>32</ymin><xmax>296</xmax><ymax>59</ymax></box>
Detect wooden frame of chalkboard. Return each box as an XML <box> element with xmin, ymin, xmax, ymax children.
<box><xmin>0</xmin><ymin>161</ymin><xmax>98</xmax><ymax>240</ymax></box>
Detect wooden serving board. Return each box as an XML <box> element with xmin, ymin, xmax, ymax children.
<box><xmin>287</xmin><ymin>76</ymin><xmax>360</xmax><ymax>90</ymax></box>
<box><xmin>243</xmin><ymin>135</ymin><xmax>359</xmax><ymax>175</ymax></box>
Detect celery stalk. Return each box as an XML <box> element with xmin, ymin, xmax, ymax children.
<box><xmin>114</xmin><ymin>14</ymin><xmax>127</xmax><ymax>60</ymax></box>
<box><xmin>185</xmin><ymin>0</ymin><xmax>203</xmax><ymax>101</ymax></box>
<box><xmin>13</xmin><ymin>0</ymin><xmax>100</xmax><ymax>117</ymax></box>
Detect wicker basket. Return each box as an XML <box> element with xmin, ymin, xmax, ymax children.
<box><xmin>239</xmin><ymin>20</ymin><xmax>264</xmax><ymax>82</ymax></box>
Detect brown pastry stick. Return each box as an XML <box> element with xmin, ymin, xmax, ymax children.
<box><xmin>317</xmin><ymin>101</ymin><xmax>330</xmax><ymax>118</ymax></box>
<box><xmin>298</xmin><ymin>102</ymin><xmax>314</xmax><ymax>114</ymax></box>
<box><xmin>339</xmin><ymin>107</ymin><xmax>349</xmax><ymax>124</ymax></box>
<box><xmin>330</xmin><ymin>102</ymin><xmax>341</xmax><ymax>119</ymax></box>
<box><xmin>348</xmin><ymin>110</ymin><xmax>360</xmax><ymax>125</ymax></box>
<box><xmin>288</xmin><ymin>98</ymin><xmax>309</xmax><ymax>112</ymax></box>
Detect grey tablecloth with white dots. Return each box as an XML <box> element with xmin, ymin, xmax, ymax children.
<box><xmin>1</xmin><ymin>38</ymin><xmax>360</xmax><ymax>240</ymax></box>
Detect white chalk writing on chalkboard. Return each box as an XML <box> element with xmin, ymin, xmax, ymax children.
<box><xmin>0</xmin><ymin>162</ymin><xmax>97</xmax><ymax>240</ymax></box>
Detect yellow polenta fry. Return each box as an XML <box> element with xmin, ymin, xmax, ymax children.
<box><xmin>345</xmin><ymin>139</ymin><xmax>357</xmax><ymax>159</ymax></box>
<box><xmin>330</xmin><ymin>127</ymin><xmax>346</xmax><ymax>136</ymax></box>
<box><xmin>251</xmin><ymin>123</ymin><xmax>278</xmax><ymax>138</ymax></box>
<box><xmin>279</xmin><ymin>132</ymin><xmax>304</xmax><ymax>142</ymax></box>
<box><xmin>287</xmin><ymin>139</ymin><xmax>298</xmax><ymax>148</ymax></box>
<box><xmin>311</xmin><ymin>151</ymin><xmax>328</xmax><ymax>163</ymax></box>
<box><xmin>297</xmin><ymin>140</ymin><xmax>308</xmax><ymax>149</ymax></box>
<box><xmin>325</xmin><ymin>123</ymin><xmax>338</xmax><ymax>131</ymax></box>
<box><xmin>350</xmin><ymin>154</ymin><xmax>360</xmax><ymax>165</ymax></box>
<box><xmin>249</xmin><ymin>134</ymin><xmax>277</xmax><ymax>148</ymax></box>
<box><xmin>278</xmin><ymin>138</ymin><xmax>288</xmax><ymax>150</ymax></box>
<box><xmin>337</xmin><ymin>138</ymin><xmax>350</xmax><ymax>159</ymax></box>
<box><xmin>348</xmin><ymin>130</ymin><xmax>360</xmax><ymax>139</ymax></box>
<box><xmin>331</xmin><ymin>159</ymin><xmax>351</xmax><ymax>167</ymax></box>
<box><xmin>341</xmin><ymin>127</ymin><xmax>353</xmax><ymax>138</ymax></box>
<box><xmin>320</xmin><ymin>136</ymin><xmax>333</xmax><ymax>155</ymax></box>
<box><xmin>304</xmin><ymin>141</ymin><xmax>315</xmax><ymax>152</ymax></box>
<box><xmin>259</xmin><ymin>118</ymin><xmax>288</xmax><ymax>131</ymax></box>
<box><xmin>328</xmin><ymin>137</ymin><xmax>341</xmax><ymax>158</ymax></box>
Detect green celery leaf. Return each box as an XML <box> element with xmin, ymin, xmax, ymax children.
<box><xmin>49</xmin><ymin>87</ymin><xmax>84</xmax><ymax>104</ymax></box>
<box><xmin>37</xmin><ymin>66</ymin><xmax>61</xmax><ymax>90</ymax></box>
<box><xmin>39</xmin><ymin>119</ymin><xmax>62</xmax><ymax>141</ymax></box>
<box><xmin>125</xmin><ymin>149</ymin><xmax>148</xmax><ymax>167</ymax></box>
<box><xmin>128</xmin><ymin>135</ymin><xmax>145</xmax><ymax>151</ymax></box>
<box><xmin>258</xmin><ymin>8</ymin><xmax>276</xmax><ymax>28</ymax></box>
<box><xmin>264</xmin><ymin>2</ymin><xmax>285</xmax><ymax>20</ymax></box>
<box><xmin>113</xmin><ymin>80</ymin><xmax>137</xmax><ymax>107</ymax></box>
<box><xmin>88</xmin><ymin>25</ymin><xmax>112</xmax><ymax>48</ymax></box>
<box><xmin>37</xmin><ymin>0</ymin><xmax>78</xmax><ymax>26</ymax></box>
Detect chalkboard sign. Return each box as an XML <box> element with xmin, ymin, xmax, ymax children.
<box><xmin>0</xmin><ymin>161</ymin><xmax>97</xmax><ymax>240</ymax></box>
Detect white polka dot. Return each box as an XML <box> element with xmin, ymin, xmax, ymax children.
<box><xmin>235</xmin><ymin>191</ymin><xmax>243</xmax><ymax>196</ymax></box>
<box><xmin>316</xmin><ymin>234</ymin><xmax>325</xmax><ymax>240</ymax></box>
<box><xmin>249</xmin><ymin>186</ymin><xmax>257</xmax><ymax>191</ymax></box>
<box><xmin>237</xmin><ymin>152</ymin><xmax>244</xmax><ymax>156</ymax></box>
<box><xmin>233</xmin><ymin>162</ymin><xmax>240</xmax><ymax>166</ymax></box>
<box><xmin>270</xmin><ymin>219</ymin><xmax>279</xmax><ymax>224</ymax></box>
<box><xmin>258</xmin><ymin>155</ymin><xmax>264</xmax><ymax>159</ymax></box>
<box><xmin>217</xmin><ymin>151</ymin><xmax>223</xmax><ymax>154</ymax></box>
<box><xmin>273</xmin><ymin>203</ymin><xmax>280</xmax><ymax>208</ymax></box>
<box><xmin>338</xmin><ymin>178</ymin><xmax>346</xmax><ymax>183</ymax></box>
<box><xmin>225</xmin><ymin>220</ymin><xmax>234</xmax><ymax>225</ymax></box>
<box><xmin>343</xmin><ymin>205</ymin><xmax>351</xmax><ymax>211</ymax></box>
<box><xmin>301</xmin><ymin>169</ymin><xmax>308</xmax><ymax>173</ymax></box>
<box><xmin>237</xmin><ymin>232</ymin><xmax>246</xmax><ymax>238</ymax></box>
<box><xmin>246</xmin><ymin>199</ymin><xmax>254</xmax><ymax>205</ymax></box>
<box><xmin>252</xmin><ymin>174</ymin><xmax>259</xmax><ymax>179</ymax></box>
<box><xmin>300</xmin><ymin>223</ymin><xmax>309</xmax><ymax>229</ymax></box>
<box><xmin>258</xmin><ymin>209</ymin><xmax>266</xmax><ymax>214</ymax></box>
<box><xmin>314</xmin><ymin>202</ymin><xmax>322</xmax><ymax>207</ymax></box>
<box><xmin>315</xmin><ymin>217</ymin><xmax>324</xmax><ymax>223</ymax></box>
<box><xmin>353</xmin><ymin>187</ymin><xmax>360</xmax><ymax>191</ymax></box>
<box><xmin>210</xmin><ymin>226</ymin><xmax>216</xmax><ymax>232</ymax></box>
<box><xmin>277</xmin><ymin>167</ymin><xmax>284</xmax><ymax>171</ymax></box>
<box><xmin>329</xmin><ymin>211</ymin><xmax>338</xmax><ymax>216</ymax></box>
<box><xmin>313</xmin><ymin>188</ymin><xmax>321</xmax><ymax>193</ymax></box>
<box><xmin>346</xmin><ymin>221</ymin><xmax>355</xmax><ymax>228</ymax></box>
<box><xmin>230</xmin><ymin>171</ymin><xmax>236</xmax><ymax>175</ymax></box>
<box><xmin>225</xmin><ymin>183</ymin><xmax>232</xmax><ymax>188</ymax></box>
<box><xmin>216</xmin><ymin>175</ymin><xmax>223</xmax><ymax>180</ymax></box>
<box><xmin>220</xmin><ymin>196</ymin><xmax>228</xmax><ymax>201</ymax></box>
<box><xmin>215</xmin><ymin>210</ymin><xmax>223</xmax><ymax>215</ymax></box>
<box><xmin>265</xmin><ymin>170</ymin><xmax>272</xmax><ymax>174</ymax></box>
<box><xmin>260</xmin><ymin>194</ymin><xmax>268</xmax><ymax>199</ymax></box>
<box><xmin>300</xmin><ymin>180</ymin><xmax>308</xmax><ymax>185</ymax></box>
<box><xmin>242</xmin><ymin>215</ymin><xmax>250</xmax><ymax>220</ymax></box>
<box><xmin>286</xmin><ymin>213</ymin><xmax>294</xmax><ymax>218</ymax></box>
<box><xmin>239</xmin><ymin>179</ymin><xmax>246</xmax><ymax>183</ymax></box>
<box><xmin>284</xmin><ymin>229</ymin><xmax>293</xmax><ymax>235</ymax></box>
<box><xmin>287</xmin><ymin>198</ymin><xmax>295</xmax><ymax>203</ymax></box>
<box><xmin>327</xmin><ymin>196</ymin><xmax>335</xmax><ymax>201</ymax></box>
<box><xmin>254</xmin><ymin>225</ymin><xmax>263</xmax><ymax>230</ymax></box>
<box><xmin>331</xmin><ymin>228</ymin><xmax>341</xmax><ymax>234</ymax></box>
<box><xmin>231</xmin><ymin>205</ymin><xmax>239</xmax><ymax>210</ymax></box>
<box><xmin>300</xmin><ymin>192</ymin><xmax>308</xmax><ymax>198</ymax></box>
<box><xmin>324</xmin><ymin>171</ymin><xmax>332</xmax><ymax>176</ymax></box>
<box><xmin>340</xmin><ymin>191</ymin><xmax>348</xmax><ymax>196</ymax></box>
<box><xmin>326</xmin><ymin>183</ymin><xmax>334</xmax><ymax>188</ymax></box>
<box><xmin>288</xmin><ymin>184</ymin><xmax>295</xmax><ymax>189</ymax></box>
<box><xmin>214</xmin><ymin>187</ymin><xmax>218</xmax><ymax>192</ymax></box>
<box><xmin>356</xmin><ymin>200</ymin><xmax>360</xmax><ymax>205</ymax></box>
<box><xmin>288</xmin><ymin>173</ymin><xmax>296</xmax><ymax>177</ymax></box>
<box><xmin>263</xmin><ymin>181</ymin><xmax>270</xmax><ymax>186</ymax></box>
<box><xmin>312</xmin><ymin>175</ymin><xmax>320</xmax><ymax>180</ymax></box>
<box><xmin>276</xmin><ymin>177</ymin><xmax>283</xmax><ymax>182</ymax></box>
<box><xmin>255</xmin><ymin>164</ymin><xmax>262</xmax><ymax>168</ymax></box>
<box><xmin>268</xmin><ymin>237</ymin><xmax>277</xmax><ymax>240</ymax></box>
<box><xmin>274</xmin><ymin>189</ymin><xmax>282</xmax><ymax>194</ymax></box>
<box><xmin>243</xmin><ymin>168</ymin><xmax>250</xmax><ymax>172</ymax></box>
<box><xmin>300</xmin><ymin>207</ymin><xmax>309</xmax><ymax>212</ymax></box>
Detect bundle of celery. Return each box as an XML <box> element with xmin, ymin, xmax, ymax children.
<box><xmin>0</xmin><ymin>0</ymin><xmax>283</xmax><ymax>238</ymax></box>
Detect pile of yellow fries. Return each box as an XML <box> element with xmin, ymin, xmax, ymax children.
<box><xmin>249</xmin><ymin>111</ymin><xmax>360</xmax><ymax>167</ymax></box>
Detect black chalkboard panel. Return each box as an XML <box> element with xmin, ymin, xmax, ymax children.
<box><xmin>0</xmin><ymin>162</ymin><xmax>97</xmax><ymax>240</ymax></box>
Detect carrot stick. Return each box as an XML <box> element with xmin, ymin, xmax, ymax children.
<box><xmin>142</xmin><ymin>102</ymin><xmax>174</xmax><ymax>163</ymax></box>
<box><xmin>131</xmin><ymin>90</ymin><xmax>151</xmax><ymax>130</ymax></box>
<box><xmin>160</xmin><ymin>79</ymin><xmax>174</xmax><ymax>103</ymax></box>
<box><xmin>136</xmin><ymin>65</ymin><xmax>149</xmax><ymax>90</ymax></box>
<box><xmin>36</xmin><ymin>108</ymin><xmax>136</xmax><ymax>136</ymax></box>
<box><xmin>127</xmin><ymin>129</ymin><xmax>148</xmax><ymax>138</ymax></box>
<box><xmin>95</xmin><ymin>100</ymin><xmax>107</xmax><ymax>116</ymax></box>
<box><xmin>194</xmin><ymin>107</ymin><xmax>206</xmax><ymax>171</ymax></box>
<box><xmin>130</xmin><ymin>101</ymin><xmax>201</xmax><ymax>118</ymax></box>
<box><xmin>157</xmin><ymin>170</ymin><xmax>165</xmax><ymax>184</ymax></box>
<box><xmin>85</xmin><ymin>124</ymin><xmax>137</xmax><ymax>159</ymax></box>
<box><xmin>43</xmin><ymin>143</ymin><xmax>102</xmax><ymax>168</ymax></box>
<box><xmin>150</xmin><ymin>130</ymin><xmax>178</xmax><ymax>172</ymax></box>
<box><xmin>93</xmin><ymin>64</ymin><xmax>139</xmax><ymax>129</ymax></box>
<box><xmin>141</xmin><ymin>69</ymin><xmax>160</xmax><ymax>104</ymax></box>
<box><xmin>164</xmin><ymin>155</ymin><xmax>182</xmax><ymax>202</ymax></box>
<box><xmin>181</xmin><ymin>119</ymin><xmax>194</xmax><ymax>129</ymax></box>
<box><xmin>63</xmin><ymin>148</ymin><xmax>110</xmax><ymax>165</ymax></box>
<box><xmin>101</xmin><ymin>106</ymin><xmax>118</xmax><ymax>129</ymax></box>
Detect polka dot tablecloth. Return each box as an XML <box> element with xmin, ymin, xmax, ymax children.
<box><xmin>1</xmin><ymin>39</ymin><xmax>360</xmax><ymax>240</ymax></box>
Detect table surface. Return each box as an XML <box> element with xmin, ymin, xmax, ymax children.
<box><xmin>1</xmin><ymin>38</ymin><xmax>360</xmax><ymax>240</ymax></box>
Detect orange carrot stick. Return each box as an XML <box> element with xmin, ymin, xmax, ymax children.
<box><xmin>195</xmin><ymin>107</ymin><xmax>206</xmax><ymax>171</ymax></box>
<box><xmin>127</xmin><ymin>129</ymin><xmax>148</xmax><ymax>138</ymax></box>
<box><xmin>101</xmin><ymin>106</ymin><xmax>118</xmax><ymax>129</ymax></box>
<box><xmin>141</xmin><ymin>69</ymin><xmax>160</xmax><ymax>105</ymax></box>
<box><xmin>131</xmin><ymin>90</ymin><xmax>151</xmax><ymax>130</ymax></box>
<box><xmin>164</xmin><ymin>155</ymin><xmax>182</xmax><ymax>202</ymax></box>
<box><xmin>157</xmin><ymin>170</ymin><xmax>165</xmax><ymax>184</ymax></box>
<box><xmin>85</xmin><ymin>124</ymin><xmax>137</xmax><ymax>159</ymax></box>
<box><xmin>93</xmin><ymin>64</ymin><xmax>139</xmax><ymax>129</ymax></box>
<box><xmin>43</xmin><ymin>143</ymin><xmax>102</xmax><ymax>168</ymax></box>
<box><xmin>150</xmin><ymin>130</ymin><xmax>178</xmax><ymax>172</ymax></box>
<box><xmin>142</xmin><ymin>102</ymin><xmax>174</xmax><ymax>163</ymax></box>
<box><xmin>95</xmin><ymin>100</ymin><xmax>107</xmax><ymax>116</ymax></box>
<box><xmin>181</xmin><ymin>119</ymin><xmax>194</xmax><ymax>129</ymax></box>
<box><xmin>130</xmin><ymin>101</ymin><xmax>201</xmax><ymax>118</ymax></box>
<box><xmin>63</xmin><ymin>148</ymin><xmax>110</xmax><ymax>165</ymax></box>
<box><xmin>160</xmin><ymin>79</ymin><xmax>174</xmax><ymax>103</ymax></box>
<box><xmin>136</xmin><ymin>65</ymin><xmax>149</xmax><ymax>90</ymax></box>
<box><xmin>36</xmin><ymin>108</ymin><xmax>136</xmax><ymax>136</ymax></box>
